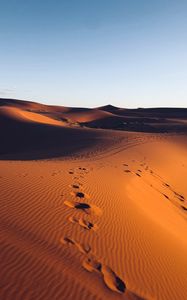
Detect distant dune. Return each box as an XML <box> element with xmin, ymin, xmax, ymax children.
<box><xmin>0</xmin><ymin>99</ymin><xmax>114</xmax><ymax>159</ymax></box>
<box><xmin>0</xmin><ymin>98</ymin><xmax>187</xmax><ymax>300</ymax></box>
<box><xmin>0</xmin><ymin>98</ymin><xmax>187</xmax><ymax>159</ymax></box>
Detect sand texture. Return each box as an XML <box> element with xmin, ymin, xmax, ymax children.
<box><xmin>0</xmin><ymin>99</ymin><xmax>187</xmax><ymax>300</ymax></box>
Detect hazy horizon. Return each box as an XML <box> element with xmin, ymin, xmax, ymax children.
<box><xmin>0</xmin><ymin>0</ymin><xmax>187</xmax><ymax>108</ymax></box>
<box><xmin>1</xmin><ymin>96</ymin><xmax>187</xmax><ymax>110</ymax></box>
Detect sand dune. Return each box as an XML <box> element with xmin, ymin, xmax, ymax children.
<box><xmin>0</xmin><ymin>101</ymin><xmax>117</xmax><ymax>160</ymax></box>
<box><xmin>1</xmin><ymin>98</ymin><xmax>187</xmax><ymax>135</ymax></box>
<box><xmin>0</xmin><ymin>98</ymin><xmax>187</xmax><ymax>300</ymax></box>
<box><xmin>0</xmin><ymin>106</ymin><xmax>65</xmax><ymax>126</ymax></box>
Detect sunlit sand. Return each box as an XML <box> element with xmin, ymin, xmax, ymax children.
<box><xmin>0</xmin><ymin>99</ymin><xmax>187</xmax><ymax>300</ymax></box>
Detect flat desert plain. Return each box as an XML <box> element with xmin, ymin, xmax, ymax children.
<box><xmin>0</xmin><ymin>99</ymin><xmax>187</xmax><ymax>300</ymax></box>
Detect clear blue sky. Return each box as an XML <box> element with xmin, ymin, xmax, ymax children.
<box><xmin>0</xmin><ymin>0</ymin><xmax>187</xmax><ymax>108</ymax></box>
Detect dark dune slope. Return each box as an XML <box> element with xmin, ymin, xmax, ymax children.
<box><xmin>1</xmin><ymin>98</ymin><xmax>187</xmax><ymax>160</ymax></box>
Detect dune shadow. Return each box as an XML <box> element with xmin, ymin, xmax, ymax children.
<box><xmin>0</xmin><ymin>120</ymin><xmax>104</xmax><ymax>160</ymax></box>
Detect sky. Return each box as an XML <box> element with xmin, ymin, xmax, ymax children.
<box><xmin>0</xmin><ymin>0</ymin><xmax>187</xmax><ymax>108</ymax></box>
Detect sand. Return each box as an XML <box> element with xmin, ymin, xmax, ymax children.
<box><xmin>0</xmin><ymin>99</ymin><xmax>187</xmax><ymax>300</ymax></box>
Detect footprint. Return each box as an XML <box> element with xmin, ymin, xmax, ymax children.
<box><xmin>164</xmin><ymin>183</ymin><xmax>170</xmax><ymax>188</ymax></box>
<box><xmin>174</xmin><ymin>192</ymin><xmax>185</xmax><ymax>201</ymax></box>
<box><xmin>79</xmin><ymin>217</ymin><xmax>98</xmax><ymax>231</ymax></box>
<box><xmin>102</xmin><ymin>265</ymin><xmax>126</xmax><ymax>294</ymax></box>
<box><xmin>135</xmin><ymin>173</ymin><xmax>141</xmax><ymax>177</ymax></box>
<box><xmin>64</xmin><ymin>201</ymin><xmax>102</xmax><ymax>216</ymax></box>
<box><xmin>69</xmin><ymin>216</ymin><xmax>98</xmax><ymax>231</ymax></box>
<box><xmin>70</xmin><ymin>184</ymin><xmax>80</xmax><ymax>189</ymax></box>
<box><xmin>82</xmin><ymin>256</ymin><xmax>126</xmax><ymax>294</ymax></box>
<box><xmin>70</xmin><ymin>191</ymin><xmax>90</xmax><ymax>199</ymax></box>
<box><xmin>69</xmin><ymin>217</ymin><xmax>98</xmax><ymax>231</ymax></box>
<box><xmin>79</xmin><ymin>167</ymin><xmax>87</xmax><ymax>171</ymax></box>
<box><xmin>60</xmin><ymin>237</ymin><xmax>91</xmax><ymax>254</ymax></box>
<box><xmin>82</xmin><ymin>256</ymin><xmax>102</xmax><ymax>273</ymax></box>
<box><xmin>75</xmin><ymin>192</ymin><xmax>85</xmax><ymax>198</ymax></box>
<box><xmin>181</xmin><ymin>206</ymin><xmax>187</xmax><ymax>211</ymax></box>
<box><xmin>69</xmin><ymin>215</ymin><xmax>79</xmax><ymax>224</ymax></box>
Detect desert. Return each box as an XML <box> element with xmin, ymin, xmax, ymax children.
<box><xmin>0</xmin><ymin>98</ymin><xmax>187</xmax><ymax>299</ymax></box>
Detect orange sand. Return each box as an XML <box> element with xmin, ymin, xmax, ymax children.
<box><xmin>0</xmin><ymin>99</ymin><xmax>187</xmax><ymax>300</ymax></box>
